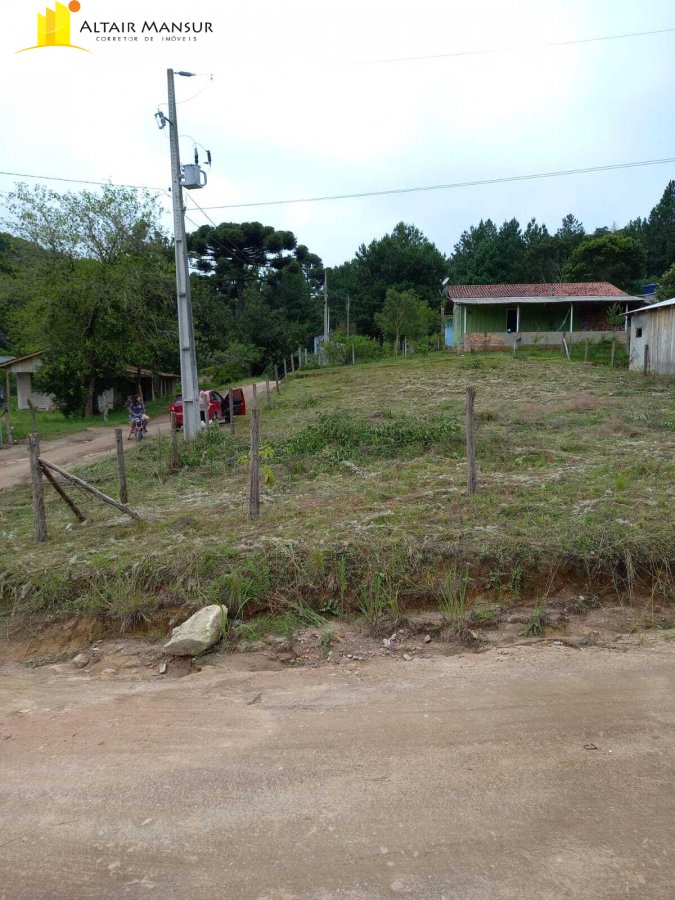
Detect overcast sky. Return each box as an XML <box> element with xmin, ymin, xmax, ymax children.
<box><xmin>1</xmin><ymin>0</ymin><xmax>674</xmax><ymax>266</ymax></box>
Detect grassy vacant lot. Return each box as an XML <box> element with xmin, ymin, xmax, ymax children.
<box><xmin>0</xmin><ymin>351</ymin><xmax>673</xmax><ymax>632</ymax></box>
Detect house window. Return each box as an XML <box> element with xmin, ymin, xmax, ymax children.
<box><xmin>635</xmin><ymin>327</ymin><xmax>643</xmax><ymax>338</ymax></box>
<box><xmin>506</xmin><ymin>308</ymin><xmax>518</xmax><ymax>333</ymax></box>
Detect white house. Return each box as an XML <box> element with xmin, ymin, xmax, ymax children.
<box><xmin>0</xmin><ymin>351</ymin><xmax>178</xmax><ymax>411</ymax></box>
<box><xmin>0</xmin><ymin>351</ymin><xmax>53</xmax><ymax>409</ymax></box>
<box><xmin>626</xmin><ymin>297</ymin><xmax>675</xmax><ymax>375</ymax></box>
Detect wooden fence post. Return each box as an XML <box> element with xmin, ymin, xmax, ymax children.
<box><xmin>283</xmin><ymin>358</ymin><xmax>288</xmax><ymax>380</ymax></box>
<box><xmin>644</xmin><ymin>343</ymin><xmax>650</xmax><ymax>375</ymax></box>
<box><xmin>41</xmin><ymin>465</ymin><xmax>86</xmax><ymax>523</ymax></box>
<box><xmin>297</xmin><ymin>346</ymin><xmax>302</xmax><ymax>368</ymax></box>
<box><xmin>229</xmin><ymin>388</ymin><xmax>235</xmax><ymax>436</ymax></box>
<box><xmin>290</xmin><ymin>353</ymin><xmax>295</xmax><ymax>376</ymax></box>
<box><xmin>610</xmin><ymin>338</ymin><xmax>616</xmax><ymax>369</ymax></box>
<box><xmin>27</xmin><ymin>398</ymin><xmax>38</xmax><ymax>436</ymax></box>
<box><xmin>39</xmin><ymin>458</ymin><xmax>142</xmax><ymax>521</ymax></box>
<box><xmin>114</xmin><ymin>428</ymin><xmax>128</xmax><ymax>504</ymax></box>
<box><xmin>4</xmin><ymin>372</ymin><xmax>14</xmax><ymax>445</ymax></box>
<box><xmin>352</xmin><ymin>343</ymin><xmax>356</xmax><ymax>365</ymax></box>
<box><xmin>170</xmin><ymin>411</ymin><xmax>180</xmax><ymax>469</ymax></box>
<box><xmin>251</xmin><ymin>382</ymin><xmax>258</xmax><ymax>410</ymax></box>
<box><xmin>28</xmin><ymin>434</ymin><xmax>47</xmax><ymax>543</ymax></box>
<box><xmin>274</xmin><ymin>365</ymin><xmax>280</xmax><ymax>394</ymax></box>
<box><xmin>265</xmin><ymin>377</ymin><xmax>271</xmax><ymax>409</ymax></box>
<box><xmin>465</xmin><ymin>386</ymin><xmax>477</xmax><ymax>496</ymax></box>
<box><xmin>584</xmin><ymin>339</ymin><xmax>589</xmax><ymax>362</ymax></box>
<box><xmin>248</xmin><ymin>406</ymin><xmax>260</xmax><ymax>520</ymax></box>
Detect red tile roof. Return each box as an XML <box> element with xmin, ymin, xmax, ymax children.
<box><xmin>446</xmin><ymin>282</ymin><xmax>628</xmax><ymax>299</ymax></box>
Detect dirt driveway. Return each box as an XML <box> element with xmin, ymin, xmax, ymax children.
<box><xmin>0</xmin><ymin>383</ymin><xmax>265</xmax><ymax>490</ymax></box>
<box><xmin>0</xmin><ymin>417</ymin><xmax>170</xmax><ymax>490</ymax></box>
<box><xmin>1</xmin><ymin>640</ymin><xmax>673</xmax><ymax>899</ymax></box>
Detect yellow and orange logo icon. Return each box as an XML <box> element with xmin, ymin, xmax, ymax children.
<box><xmin>17</xmin><ymin>1</ymin><xmax>89</xmax><ymax>53</ymax></box>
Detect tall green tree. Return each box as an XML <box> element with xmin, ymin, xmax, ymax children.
<box><xmin>541</xmin><ymin>214</ymin><xmax>586</xmax><ymax>282</ymax></box>
<box><xmin>644</xmin><ymin>180</ymin><xmax>675</xmax><ymax>276</ymax></box>
<box><xmin>330</xmin><ymin>223</ymin><xmax>446</xmax><ymax>336</ymax></box>
<box><xmin>188</xmin><ymin>222</ymin><xmax>323</xmax><ymax>316</ymax></box>
<box><xmin>265</xmin><ymin>260</ymin><xmax>321</xmax><ymax>330</ymax></box>
<box><xmin>522</xmin><ymin>218</ymin><xmax>554</xmax><ymax>280</ymax></box>
<box><xmin>0</xmin><ymin>232</ymin><xmax>47</xmax><ymax>350</ymax></box>
<box><xmin>375</xmin><ymin>288</ymin><xmax>431</xmax><ymax>352</ymax></box>
<box><xmin>565</xmin><ymin>233</ymin><xmax>645</xmax><ymax>292</ymax></box>
<box><xmin>3</xmin><ymin>183</ymin><xmax>176</xmax><ymax>416</ymax></box>
<box><xmin>188</xmin><ymin>221</ymin><xmax>323</xmax><ymax>368</ymax></box>
<box><xmin>656</xmin><ymin>263</ymin><xmax>675</xmax><ymax>300</ymax></box>
<box><xmin>446</xmin><ymin>218</ymin><xmax>499</xmax><ymax>284</ymax></box>
<box><xmin>447</xmin><ymin>213</ymin><xmax>586</xmax><ymax>285</ymax></box>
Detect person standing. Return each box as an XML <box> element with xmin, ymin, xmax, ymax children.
<box><xmin>199</xmin><ymin>389</ymin><xmax>209</xmax><ymax>425</ymax></box>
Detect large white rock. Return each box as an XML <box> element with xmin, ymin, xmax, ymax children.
<box><xmin>163</xmin><ymin>604</ymin><xmax>227</xmax><ymax>657</ymax></box>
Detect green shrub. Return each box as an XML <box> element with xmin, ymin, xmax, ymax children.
<box><xmin>519</xmin><ymin>606</ymin><xmax>549</xmax><ymax>637</ymax></box>
<box><xmin>280</xmin><ymin>413</ymin><xmax>461</xmax><ymax>461</ymax></box>
<box><xmin>178</xmin><ymin>427</ymin><xmax>235</xmax><ymax>467</ymax></box>
<box><xmin>438</xmin><ymin>568</ymin><xmax>471</xmax><ymax>627</ymax></box>
<box><xmin>569</xmin><ymin>336</ymin><xmax>628</xmax><ymax>368</ymax></box>
<box><xmin>323</xmin><ymin>334</ymin><xmax>382</xmax><ymax>364</ymax></box>
<box><xmin>200</xmin><ymin>363</ymin><xmax>249</xmax><ymax>386</ymax></box>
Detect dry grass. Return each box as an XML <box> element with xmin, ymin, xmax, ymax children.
<box><xmin>1</xmin><ymin>350</ymin><xmax>673</xmax><ymax>628</ymax></box>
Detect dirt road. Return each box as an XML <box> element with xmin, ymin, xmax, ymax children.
<box><xmin>1</xmin><ymin>640</ymin><xmax>673</xmax><ymax>899</ymax></box>
<box><xmin>0</xmin><ymin>383</ymin><xmax>265</xmax><ymax>490</ymax></box>
<box><xmin>0</xmin><ymin>417</ymin><xmax>170</xmax><ymax>490</ymax></box>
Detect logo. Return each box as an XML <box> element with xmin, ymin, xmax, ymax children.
<box><xmin>17</xmin><ymin>1</ymin><xmax>89</xmax><ymax>54</ymax></box>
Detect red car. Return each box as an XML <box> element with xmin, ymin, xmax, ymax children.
<box><xmin>169</xmin><ymin>388</ymin><xmax>246</xmax><ymax>428</ymax></box>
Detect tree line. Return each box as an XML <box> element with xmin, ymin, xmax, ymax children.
<box><xmin>323</xmin><ymin>181</ymin><xmax>675</xmax><ymax>346</ymax></box>
<box><xmin>0</xmin><ymin>186</ymin><xmax>325</xmax><ymax>415</ymax></box>
<box><xmin>1</xmin><ymin>179</ymin><xmax>673</xmax><ymax>415</ymax></box>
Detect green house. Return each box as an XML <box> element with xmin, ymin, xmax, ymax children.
<box><xmin>443</xmin><ymin>283</ymin><xmax>641</xmax><ymax>351</ymax></box>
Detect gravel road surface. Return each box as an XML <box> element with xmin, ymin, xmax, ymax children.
<box><xmin>1</xmin><ymin>641</ymin><xmax>673</xmax><ymax>899</ymax></box>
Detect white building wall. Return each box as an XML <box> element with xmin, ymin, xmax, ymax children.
<box><xmin>15</xmin><ymin>372</ymin><xmax>53</xmax><ymax>410</ymax></box>
<box><xmin>629</xmin><ymin>314</ymin><xmax>648</xmax><ymax>372</ymax></box>
<box><xmin>650</xmin><ymin>306</ymin><xmax>675</xmax><ymax>374</ymax></box>
<box><xmin>630</xmin><ymin>307</ymin><xmax>675</xmax><ymax>374</ymax></box>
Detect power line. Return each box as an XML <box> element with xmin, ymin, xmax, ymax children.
<box><xmin>184</xmin><ymin>195</ymin><xmax>255</xmax><ymax>269</ymax></box>
<box><xmin>0</xmin><ymin>166</ymin><xmax>249</xmax><ymax>268</ymax></box>
<box><xmin>195</xmin><ymin>157</ymin><xmax>675</xmax><ymax>211</ymax></box>
<box><xmin>359</xmin><ymin>25</ymin><xmax>675</xmax><ymax>65</ymax></box>
<box><xmin>3</xmin><ymin>155</ymin><xmax>675</xmax><ymax>216</ymax></box>
<box><xmin>0</xmin><ymin>170</ymin><xmax>167</xmax><ymax>192</ymax></box>
<box><xmin>185</xmin><ymin>195</ymin><xmax>250</xmax><ymax>265</ymax></box>
<box><xmin>184</xmin><ymin>193</ymin><xmax>220</xmax><ymax>229</ymax></box>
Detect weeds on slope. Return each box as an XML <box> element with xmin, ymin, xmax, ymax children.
<box><xmin>1</xmin><ymin>352</ymin><xmax>673</xmax><ymax>633</ymax></box>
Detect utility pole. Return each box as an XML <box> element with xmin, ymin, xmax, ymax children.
<box><xmin>167</xmin><ymin>68</ymin><xmax>200</xmax><ymax>440</ymax></box>
<box><xmin>323</xmin><ymin>268</ymin><xmax>330</xmax><ymax>346</ymax></box>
